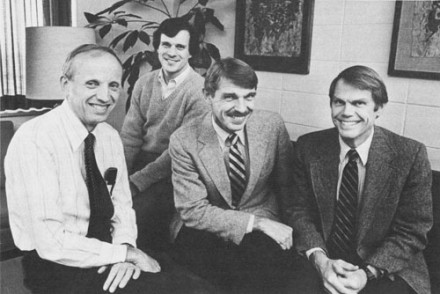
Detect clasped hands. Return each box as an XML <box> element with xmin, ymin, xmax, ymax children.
<box><xmin>254</xmin><ymin>216</ymin><xmax>293</xmax><ymax>250</ymax></box>
<box><xmin>312</xmin><ymin>251</ymin><xmax>367</xmax><ymax>294</ymax></box>
<box><xmin>98</xmin><ymin>246</ymin><xmax>161</xmax><ymax>293</ymax></box>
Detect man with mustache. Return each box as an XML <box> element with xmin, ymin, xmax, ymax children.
<box><xmin>169</xmin><ymin>57</ymin><xmax>299</xmax><ymax>293</ymax></box>
<box><xmin>121</xmin><ymin>17</ymin><xmax>209</xmax><ymax>251</ymax></box>
<box><xmin>4</xmin><ymin>44</ymin><xmax>217</xmax><ymax>294</ymax></box>
<box><xmin>287</xmin><ymin>66</ymin><xmax>432</xmax><ymax>294</ymax></box>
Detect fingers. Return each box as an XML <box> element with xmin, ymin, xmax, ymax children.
<box><xmin>103</xmin><ymin>263</ymin><xmax>138</xmax><ymax>293</ymax></box>
<box><xmin>115</xmin><ymin>266</ymin><xmax>134</xmax><ymax>291</ymax></box>
<box><xmin>145</xmin><ymin>256</ymin><xmax>161</xmax><ymax>273</ymax></box>
<box><xmin>97</xmin><ymin>265</ymin><xmax>108</xmax><ymax>274</ymax></box>
<box><xmin>333</xmin><ymin>260</ymin><xmax>358</xmax><ymax>275</ymax></box>
<box><xmin>132</xmin><ymin>266</ymin><xmax>141</xmax><ymax>280</ymax></box>
<box><xmin>258</xmin><ymin>218</ymin><xmax>293</xmax><ymax>250</ymax></box>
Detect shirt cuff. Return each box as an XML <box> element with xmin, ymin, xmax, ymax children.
<box><xmin>109</xmin><ymin>244</ymin><xmax>128</xmax><ymax>264</ymax></box>
<box><xmin>246</xmin><ymin>214</ymin><xmax>255</xmax><ymax>233</ymax></box>
<box><xmin>306</xmin><ymin>247</ymin><xmax>326</xmax><ymax>259</ymax></box>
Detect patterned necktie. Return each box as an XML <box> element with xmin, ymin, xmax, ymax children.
<box><xmin>327</xmin><ymin>149</ymin><xmax>359</xmax><ymax>259</ymax></box>
<box><xmin>84</xmin><ymin>133</ymin><xmax>114</xmax><ymax>243</ymax></box>
<box><xmin>227</xmin><ymin>133</ymin><xmax>246</xmax><ymax>208</ymax></box>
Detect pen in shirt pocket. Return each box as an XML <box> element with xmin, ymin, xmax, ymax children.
<box><xmin>104</xmin><ymin>167</ymin><xmax>117</xmax><ymax>196</ymax></box>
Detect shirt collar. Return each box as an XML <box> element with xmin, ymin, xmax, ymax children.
<box><xmin>338</xmin><ymin>128</ymin><xmax>374</xmax><ymax>165</ymax></box>
<box><xmin>211</xmin><ymin>115</ymin><xmax>245</xmax><ymax>148</ymax></box>
<box><xmin>158</xmin><ymin>65</ymin><xmax>192</xmax><ymax>87</ymax></box>
<box><xmin>60</xmin><ymin>100</ymin><xmax>101</xmax><ymax>152</ymax></box>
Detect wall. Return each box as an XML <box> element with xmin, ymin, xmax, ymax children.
<box><xmin>76</xmin><ymin>0</ymin><xmax>440</xmax><ymax>171</ymax></box>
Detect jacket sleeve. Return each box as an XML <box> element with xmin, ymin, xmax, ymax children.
<box><xmin>365</xmin><ymin>144</ymin><xmax>433</xmax><ymax>273</ymax></box>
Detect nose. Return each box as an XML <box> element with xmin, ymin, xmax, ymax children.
<box><xmin>96</xmin><ymin>86</ymin><xmax>111</xmax><ymax>103</ymax></box>
<box><xmin>166</xmin><ymin>46</ymin><xmax>176</xmax><ymax>56</ymax></box>
<box><xmin>341</xmin><ymin>103</ymin><xmax>355</xmax><ymax>116</ymax></box>
<box><xmin>234</xmin><ymin>98</ymin><xmax>247</xmax><ymax>113</ymax></box>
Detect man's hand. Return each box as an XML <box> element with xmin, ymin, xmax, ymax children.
<box><xmin>339</xmin><ymin>269</ymin><xmax>367</xmax><ymax>293</ymax></box>
<box><xmin>98</xmin><ymin>262</ymin><xmax>141</xmax><ymax>293</ymax></box>
<box><xmin>311</xmin><ymin>251</ymin><xmax>359</xmax><ymax>294</ymax></box>
<box><xmin>253</xmin><ymin>217</ymin><xmax>293</xmax><ymax>250</ymax></box>
<box><xmin>125</xmin><ymin>246</ymin><xmax>161</xmax><ymax>273</ymax></box>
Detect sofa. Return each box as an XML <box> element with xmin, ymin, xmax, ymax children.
<box><xmin>1</xmin><ymin>118</ymin><xmax>439</xmax><ymax>293</ymax></box>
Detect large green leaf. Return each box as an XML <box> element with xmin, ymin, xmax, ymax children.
<box><xmin>138</xmin><ymin>31</ymin><xmax>151</xmax><ymax>45</ymax></box>
<box><xmin>96</xmin><ymin>0</ymin><xmax>132</xmax><ymax>16</ymax></box>
<box><xmin>99</xmin><ymin>24</ymin><xmax>112</xmax><ymax>38</ymax></box>
<box><xmin>109</xmin><ymin>31</ymin><xmax>130</xmax><ymax>48</ymax></box>
<box><xmin>123</xmin><ymin>30</ymin><xmax>139</xmax><ymax>52</ymax></box>
<box><xmin>205</xmin><ymin>42</ymin><xmax>220</xmax><ymax>60</ymax></box>
<box><xmin>84</xmin><ymin>12</ymin><xmax>99</xmax><ymax>23</ymax></box>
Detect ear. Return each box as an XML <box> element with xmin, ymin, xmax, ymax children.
<box><xmin>60</xmin><ymin>75</ymin><xmax>69</xmax><ymax>92</ymax></box>
<box><xmin>202</xmin><ymin>89</ymin><xmax>212</xmax><ymax>101</ymax></box>
<box><xmin>375</xmin><ymin>104</ymin><xmax>384</xmax><ymax>118</ymax></box>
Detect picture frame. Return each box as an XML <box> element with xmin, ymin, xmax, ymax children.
<box><xmin>234</xmin><ymin>0</ymin><xmax>314</xmax><ymax>74</ymax></box>
<box><xmin>388</xmin><ymin>1</ymin><xmax>440</xmax><ymax>80</ymax></box>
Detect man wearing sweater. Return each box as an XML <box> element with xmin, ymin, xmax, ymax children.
<box><xmin>120</xmin><ymin>17</ymin><xmax>209</xmax><ymax>250</ymax></box>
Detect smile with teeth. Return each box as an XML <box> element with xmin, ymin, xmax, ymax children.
<box><xmin>339</xmin><ymin>120</ymin><xmax>359</xmax><ymax>127</ymax></box>
<box><xmin>90</xmin><ymin>103</ymin><xmax>110</xmax><ymax>113</ymax></box>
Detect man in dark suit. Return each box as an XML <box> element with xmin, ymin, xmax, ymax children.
<box><xmin>169</xmin><ymin>57</ymin><xmax>298</xmax><ymax>293</ymax></box>
<box><xmin>287</xmin><ymin>65</ymin><xmax>433</xmax><ymax>294</ymax></box>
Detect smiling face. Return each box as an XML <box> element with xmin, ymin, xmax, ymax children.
<box><xmin>157</xmin><ymin>30</ymin><xmax>191</xmax><ymax>81</ymax></box>
<box><xmin>331</xmin><ymin>79</ymin><xmax>383</xmax><ymax>148</ymax></box>
<box><xmin>61</xmin><ymin>52</ymin><xmax>122</xmax><ymax>132</ymax></box>
<box><xmin>208</xmin><ymin>78</ymin><xmax>256</xmax><ymax>133</ymax></box>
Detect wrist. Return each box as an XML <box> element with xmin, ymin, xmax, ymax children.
<box><xmin>310</xmin><ymin>250</ymin><xmax>328</xmax><ymax>268</ymax></box>
<box><xmin>252</xmin><ymin>216</ymin><xmax>262</xmax><ymax>231</ymax></box>
<box><xmin>360</xmin><ymin>264</ymin><xmax>380</xmax><ymax>281</ymax></box>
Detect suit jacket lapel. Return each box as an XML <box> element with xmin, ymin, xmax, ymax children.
<box><xmin>357</xmin><ymin>127</ymin><xmax>395</xmax><ymax>243</ymax></box>
<box><xmin>198</xmin><ymin>115</ymin><xmax>232</xmax><ymax>205</ymax></box>
<box><xmin>241</xmin><ymin>118</ymin><xmax>269</xmax><ymax>204</ymax></box>
<box><xmin>311</xmin><ymin>131</ymin><xmax>340</xmax><ymax>240</ymax></box>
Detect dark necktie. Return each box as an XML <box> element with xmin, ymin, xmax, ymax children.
<box><xmin>227</xmin><ymin>133</ymin><xmax>246</xmax><ymax>208</ymax></box>
<box><xmin>84</xmin><ymin>133</ymin><xmax>114</xmax><ymax>243</ymax></box>
<box><xmin>327</xmin><ymin>149</ymin><xmax>359</xmax><ymax>259</ymax></box>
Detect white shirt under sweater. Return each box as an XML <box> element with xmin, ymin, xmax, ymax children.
<box><xmin>5</xmin><ymin>101</ymin><xmax>136</xmax><ymax>268</ymax></box>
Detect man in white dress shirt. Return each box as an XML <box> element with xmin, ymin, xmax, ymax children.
<box><xmin>5</xmin><ymin>44</ymin><xmax>216</xmax><ymax>294</ymax></box>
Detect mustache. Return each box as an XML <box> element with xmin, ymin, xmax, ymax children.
<box><xmin>226</xmin><ymin>109</ymin><xmax>253</xmax><ymax>117</ymax></box>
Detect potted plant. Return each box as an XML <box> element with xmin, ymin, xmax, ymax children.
<box><xmin>84</xmin><ymin>0</ymin><xmax>224</xmax><ymax>109</ymax></box>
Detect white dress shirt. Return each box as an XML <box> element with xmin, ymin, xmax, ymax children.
<box><xmin>5</xmin><ymin>101</ymin><xmax>136</xmax><ymax>268</ymax></box>
<box><xmin>212</xmin><ymin>116</ymin><xmax>254</xmax><ymax>233</ymax></box>
<box><xmin>158</xmin><ymin>65</ymin><xmax>192</xmax><ymax>99</ymax></box>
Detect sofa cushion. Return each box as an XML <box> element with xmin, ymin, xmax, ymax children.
<box><xmin>1</xmin><ymin>120</ymin><xmax>16</xmax><ymax>257</ymax></box>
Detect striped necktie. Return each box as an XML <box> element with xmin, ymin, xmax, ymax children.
<box><xmin>327</xmin><ymin>149</ymin><xmax>359</xmax><ymax>259</ymax></box>
<box><xmin>227</xmin><ymin>133</ymin><xmax>246</xmax><ymax>208</ymax></box>
<box><xmin>84</xmin><ymin>133</ymin><xmax>114</xmax><ymax>243</ymax></box>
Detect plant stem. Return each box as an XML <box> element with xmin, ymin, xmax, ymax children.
<box><xmin>176</xmin><ymin>1</ymin><xmax>181</xmax><ymax>17</ymax></box>
<box><xmin>136</xmin><ymin>1</ymin><xmax>170</xmax><ymax>17</ymax></box>
<box><xmin>160</xmin><ymin>0</ymin><xmax>171</xmax><ymax>17</ymax></box>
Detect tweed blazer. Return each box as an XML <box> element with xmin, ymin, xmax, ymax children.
<box><xmin>169</xmin><ymin>110</ymin><xmax>294</xmax><ymax>245</ymax></box>
<box><xmin>288</xmin><ymin>126</ymin><xmax>433</xmax><ymax>294</ymax></box>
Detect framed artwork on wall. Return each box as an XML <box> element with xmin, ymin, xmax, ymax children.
<box><xmin>388</xmin><ymin>1</ymin><xmax>440</xmax><ymax>80</ymax></box>
<box><xmin>234</xmin><ymin>0</ymin><xmax>314</xmax><ymax>74</ymax></box>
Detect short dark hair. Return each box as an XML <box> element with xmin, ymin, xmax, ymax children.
<box><xmin>204</xmin><ymin>57</ymin><xmax>258</xmax><ymax>97</ymax></box>
<box><xmin>152</xmin><ymin>17</ymin><xmax>199</xmax><ymax>56</ymax></box>
<box><xmin>329</xmin><ymin>65</ymin><xmax>388</xmax><ymax>110</ymax></box>
<box><xmin>62</xmin><ymin>44</ymin><xmax>122</xmax><ymax>80</ymax></box>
